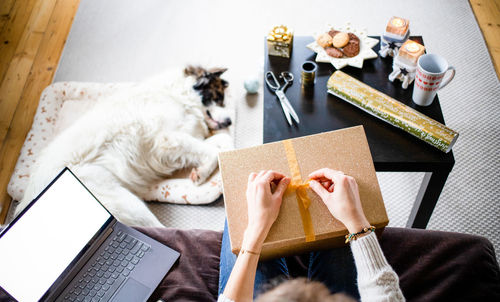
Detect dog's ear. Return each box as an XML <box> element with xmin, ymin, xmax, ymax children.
<box><xmin>208</xmin><ymin>67</ymin><xmax>227</xmax><ymax>77</ymax></box>
<box><xmin>193</xmin><ymin>77</ymin><xmax>210</xmax><ymax>89</ymax></box>
<box><xmin>185</xmin><ymin>65</ymin><xmax>207</xmax><ymax>78</ymax></box>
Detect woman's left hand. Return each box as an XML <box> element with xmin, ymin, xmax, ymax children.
<box><xmin>244</xmin><ymin>170</ymin><xmax>290</xmax><ymax>250</ymax></box>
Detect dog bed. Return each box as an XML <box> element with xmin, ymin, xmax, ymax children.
<box><xmin>7</xmin><ymin>81</ymin><xmax>234</xmax><ymax>205</ymax></box>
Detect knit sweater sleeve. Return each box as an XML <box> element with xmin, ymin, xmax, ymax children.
<box><xmin>350</xmin><ymin>232</ymin><xmax>405</xmax><ymax>302</ymax></box>
<box><xmin>217</xmin><ymin>293</ymin><xmax>235</xmax><ymax>302</ymax></box>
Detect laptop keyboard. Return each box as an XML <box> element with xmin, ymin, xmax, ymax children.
<box><xmin>62</xmin><ymin>231</ymin><xmax>151</xmax><ymax>302</ymax></box>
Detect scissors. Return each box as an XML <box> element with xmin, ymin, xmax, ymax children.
<box><xmin>265</xmin><ymin>71</ymin><xmax>300</xmax><ymax>126</ymax></box>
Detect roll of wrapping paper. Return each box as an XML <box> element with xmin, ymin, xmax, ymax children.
<box><xmin>327</xmin><ymin>71</ymin><xmax>458</xmax><ymax>152</ymax></box>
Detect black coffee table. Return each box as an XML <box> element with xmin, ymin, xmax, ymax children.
<box><xmin>263</xmin><ymin>36</ymin><xmax>455</xmax><ymax>229</ymax></box>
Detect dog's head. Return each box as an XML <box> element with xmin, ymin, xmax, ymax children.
<box><xmin>184</xmin><ymin>66</ymin><xmax>232</xmax><ymax>130</ymax></box>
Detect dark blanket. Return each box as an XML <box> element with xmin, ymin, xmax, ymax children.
<box><xmin>1</xmin><ymin>227</ymin><xmax>498</xmax><ymax>301</ymax></box>
<box><xmin>137</xmin><ymin>228</ymin><xmax>222</xmax><ymax>302</ymax></box>
<box><xmin>138</xmin><ymin>227</ymin><xmax>500</xmax><ymax>302</ymax></box>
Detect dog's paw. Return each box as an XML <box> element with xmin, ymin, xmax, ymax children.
<box><xmin>190</xmin><ymin>152</ymin><xmax>218</xmax><ymax>185</ymax></box>
<box><xmin>190</xmin><ymin>165</ymin><xmax>214</xmax><ymax>186</ymax></box>
<box><xmin>190</xmin><ymin>168</ymin><xmax>201</xmax><ymax>184</ymax></box>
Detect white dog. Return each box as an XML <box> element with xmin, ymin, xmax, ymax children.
<box><xmin>15</xmin><ymin>66</ymin><xmax>232</xmax><ymax>227</ymax></box>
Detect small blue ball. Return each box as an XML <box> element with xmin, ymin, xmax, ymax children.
<box><xmin>244</xmin><ymin>78</ymin><xmax>259</xmax><ymax>94</ymax></box>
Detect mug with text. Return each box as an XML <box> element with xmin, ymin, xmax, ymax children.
<box><xmin>412</xmin><ymin>54</ymin><xmax>456</xmax><ymax>106</ymax></box>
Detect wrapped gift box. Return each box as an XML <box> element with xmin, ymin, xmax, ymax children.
<box><xmin>267</xmin><ymin>25</ymin><xmax>293</xmax><ymax>58</ymax></box>
<box><xmin>219</xmin><ymin>126</ymin><xmax>389</xmax><ymax>259</ymax></box>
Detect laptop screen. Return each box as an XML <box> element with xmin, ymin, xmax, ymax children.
<box><xmin>0</xmin><ymin>169</ymin><xmax>112</xmax><ymax>302</ymax></box>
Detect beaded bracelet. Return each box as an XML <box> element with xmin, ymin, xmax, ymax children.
<box><xmin>345</xmin><ymin>226</ymin><xmax>376</xmax><ymax>244</ymax></box>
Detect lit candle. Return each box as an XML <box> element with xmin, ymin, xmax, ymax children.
<box><xmin>386</xmin><ymin>16</ymin><xmax>410</xmax><ymax>37</ymax></box>
<box><xmin>398</xmin><ymin>40</ymin><xmax>425</xmax><ymax>64</ymax></box>
<box><xmin>391</xmin><ymin>18</ymin><xmax>405</xmax><ymax>28</ymax></box>
<box><xmin>405</xmin><ymin>42</ymin><xmax>420</xmax><ymax>53</ymax></box>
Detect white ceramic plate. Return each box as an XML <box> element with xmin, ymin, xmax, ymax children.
<box><xmin>307</xmin><ymin>23</ymin><xmax>379</xmax><ymax>69</ymax></box>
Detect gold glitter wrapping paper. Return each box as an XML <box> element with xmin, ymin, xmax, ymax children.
<box><xmin>267</xmin><ymin>25</ymin><xmax>293</xmax><ymax>58</ymax></box>
<box><xmin>327</xmin><ymin>71</ymin><xmax>459</xmax><ymax>153</ymax></box>
<box><xmin>218</xmin><ymin>126</ymin><xmax>389</xmax><ymax>260</ymax></box>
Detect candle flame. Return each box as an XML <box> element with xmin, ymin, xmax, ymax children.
<box><xmin>391</xmin><ymin>18</ymin><xmax>405</xmax><ymax>27</ymax></box>
<box><xmin>405</xmin><ymin>42</ymin><xmax>420</xmax><ymax>53</ymax></box>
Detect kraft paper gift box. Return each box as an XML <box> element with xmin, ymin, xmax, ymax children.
<box><xmin>219</xmin><ymin>126</ymin><xmax>389</xmax><ymax>259</ymax></box>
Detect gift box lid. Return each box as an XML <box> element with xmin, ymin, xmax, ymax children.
<box><xmin>219</xmin><ymin>126</ymin><xmax>388</xmax><ymax>257</ymax></box>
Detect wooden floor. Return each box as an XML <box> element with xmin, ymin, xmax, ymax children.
<box><xmin>470</xmin><ymin>0</ymin><xmax>500</xmax><ymax>75</ymax></box>
<box><xmin>0</xmin><ymin>0</ymin><xmax>81</xmax><ymax>223</ymax></box>
<box><xmin>0</xmin><ymin>0</ymin><xmax>499</xmax><ymax>224</ymax></box>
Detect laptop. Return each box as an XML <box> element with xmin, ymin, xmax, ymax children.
<box><xmin>0</xmin><ymin>168</ymin><xmax>180</xmax><ymax>302</ymax></box>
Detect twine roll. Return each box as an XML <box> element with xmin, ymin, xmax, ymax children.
<box><xmin>301</xmin><ymin>61</ymin><xmax>318</xmax><ymax>88</ymax></box>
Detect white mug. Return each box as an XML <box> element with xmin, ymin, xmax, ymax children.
<box><xmin>412</xmin><ymin>54</ymin><xmax>455</xmax><ymax>106</ymax></box>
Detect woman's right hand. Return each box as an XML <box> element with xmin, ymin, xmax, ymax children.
<box><xmin>244</xmin><ymin>170</ymin><xmax>290</xmax><ymax>251</ymax></box>
<box><xmin>308</xmin><ymin>168</ymin><xmax>370</xmax><ymax>234</ymax></box>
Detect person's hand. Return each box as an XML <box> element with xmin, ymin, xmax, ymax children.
<box><xmin>243</xmin><ymin>170</ymin><xmax>290</xmax><ymax>251</ymax></box>
<box><xmin>308</xmin><ymin>168</ymin><xmax>370</xmax><ymax>234</ymax></box>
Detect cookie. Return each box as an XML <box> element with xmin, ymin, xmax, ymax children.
<box><xmin>341</xmin><ymin>41</ymin><xmax>360</xmax><ymax>57</ymax></box>
<box><xmin>348</xmin><ymin>33</ymin><xmax>360</xmax><ymax>44</ymax></box>
<box><xmin>328</xmin><ymin>30</ymin><xmax>340</xmax><ymax>38</ymax></box>
<box><xmin>316</xmin><ymin>33</ymin><xmax>333</xmax><ymax>48</ymax></box>
<box><xmin>325</xmin><ymin>47</ymin><xmax>344</xmax><ymax>58</ymax></box>
<box><xmin>332</xmin><ymin>32</ymin><xmax>349</xmax><ymax>48</ymax></box>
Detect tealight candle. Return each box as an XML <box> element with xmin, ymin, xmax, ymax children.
<box><xmin>391</xmin><ymin>18</ymin><xmax>405</xmax><ymax>28</ymax></box>
<box><xmin>388</xmin><ymin>40</ymin><xmax>425</xmax><ymax>89</ymax></box>
<box><xmin>386</xmin><ymin>16</ymin><xmax>409</xmax><ymax>37</ymax></box>
<box><xmin>398</xmin><ymin>40</ymin><xmax>425</xmax><ymax>65</ymax></box>
<box><xmin>379</xmin><ymin>16</ymin><xmax>410</xmax><ymax>58</ymax></box>
<box><xmin>405</xmin><ymin>42</ymin><xmax>420</xmax><ymax>53</ymax></box>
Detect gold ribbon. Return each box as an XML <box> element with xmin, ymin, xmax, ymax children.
<box><xmin>267</xmin><ymin>25</ymin><xmax>292</xmax><ymax>42</ymax></box>
<box><xmin>283</xmin><ymin>140</ymin><xmax>315</xmax><ymax>242</ymax></box>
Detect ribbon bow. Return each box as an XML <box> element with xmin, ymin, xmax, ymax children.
<box><xmin>267</xmin><ymin>25</ymin><xmax>292</xmax><ymax>42</ymax></box>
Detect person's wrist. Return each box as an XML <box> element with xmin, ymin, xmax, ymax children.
<box><xmin>243</xmin><ymin>225</ymin><xmax>268</xmax><ymax>251</ymax></box>
<box><xmin>345</xmin><ymin>218</ymin><xmax>371</xmax><ymax>234</ymax></box>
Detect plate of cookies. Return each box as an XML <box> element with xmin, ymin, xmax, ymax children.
<box><xmin>307</xmin><ymin>23</ymin><xmax>379</xmax><ymax>69</ymax></box>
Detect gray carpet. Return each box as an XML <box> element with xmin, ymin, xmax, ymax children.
<box><xmin>54</xmin><ymin>0</ymin><xmax>499</xmax><ymax>257</ymax></box>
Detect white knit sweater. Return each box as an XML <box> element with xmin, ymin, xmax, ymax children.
<box><xmin>218</xmin><ymin>232</ymin><xmax>405</xmax><ymax>302</ymax></box>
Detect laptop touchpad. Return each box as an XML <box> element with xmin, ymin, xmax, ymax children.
<box><xmin>111</xmin><ymin>278</ymin><xmax>151</xmax><ymax>302</ymax></box>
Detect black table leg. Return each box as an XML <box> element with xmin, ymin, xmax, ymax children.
<box><xmin>406</xmin><ymin>169</ymin><xmax>452</xmax><ymax>228</ymax></box>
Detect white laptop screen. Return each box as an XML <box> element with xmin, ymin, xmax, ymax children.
<box><xmin>0</xmin><ymin>170</ymin><xmax>112</xmax><ymax>302</ymax></box>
